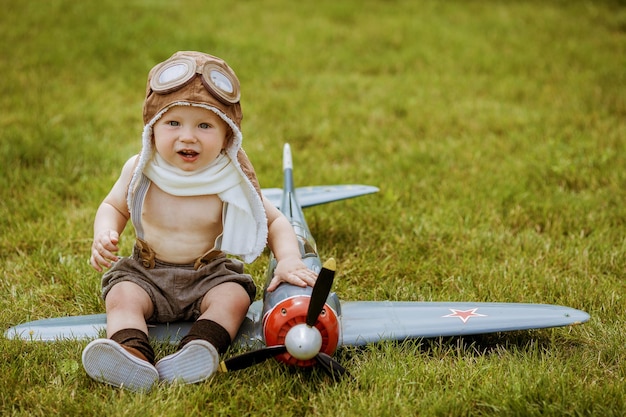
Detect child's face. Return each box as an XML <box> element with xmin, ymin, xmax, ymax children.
<box><xmin>153</xmin><ymin>106</ymin><xmax>229</xmax><ymax>172</ymax></box>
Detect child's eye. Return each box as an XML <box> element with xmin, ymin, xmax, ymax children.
<box><xmin>167</xmin><ymin>121</ymin><xmax>180</xmax><ymax>127</ymax></box>
<box><xmin>199</xmin><ymin>123</ymin><xmax>211</xmax><ymax>129</ymax></box>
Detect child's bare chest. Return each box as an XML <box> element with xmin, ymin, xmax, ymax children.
<box><xmin>142</xmin><ymin>185</ymin><xmax>223</xmax><ymax>235</ymax></box>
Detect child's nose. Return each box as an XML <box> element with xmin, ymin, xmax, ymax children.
<box><xmin>179</xmin><ymin>128</ymin><xmax>197</xmax><ymax>142</ymax></box>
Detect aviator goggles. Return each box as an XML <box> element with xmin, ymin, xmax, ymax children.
<box><xmin>149</xmin><ymin>55</ymin><xmax>240</xmax><ymax>105</ymax></box>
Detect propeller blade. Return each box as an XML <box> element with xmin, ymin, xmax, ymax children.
<box><xmin>316</xmin><ymin>352</ymin><xmax>349</xmax><ymax>379</ymax></box>
<box><xmin>306</xmin><ymin>258</ymin><xmax>336</xmax><ymax>327</ymax></box>
<box><xmin>219</xmin><ymin>345</ymin><xmax>287</xmax><ymax>372</ymax></box>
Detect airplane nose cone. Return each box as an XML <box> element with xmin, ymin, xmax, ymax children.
<box><xmin>284</xmin><ymin>323</ymin><xmax>322</xmax><ymax>360</ymax></box>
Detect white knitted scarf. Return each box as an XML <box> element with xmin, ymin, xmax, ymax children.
<box><xmin>143</xmin><ymin>152</ymin><xmax>263</xmax><ymax>262</ymax></box>
<box><xmin>144</xmin><ymin>152</ymin><xmax>240</xmax><ymax>196</ymax></box>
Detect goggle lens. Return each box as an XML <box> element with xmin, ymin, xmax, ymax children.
<box><xmin>151</xmin><ymin>57</ymin><xmax>196</xmax><ymax>94</ymax></box>
<box><xmin>209</xmin><ymin>69</ymin><xmax>233</xmax><ymax>93</ymax></box>
<box><xmin>201</xmin><ymin>63</ymin><xmax>240</xmax><ymax>104</ymax></box>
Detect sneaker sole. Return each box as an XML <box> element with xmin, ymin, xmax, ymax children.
<box><xmin>155</xmin><ymin>340</ymin><xmax>218</xmax><ymax>384</ymax></box>
<box><xmin>82</xmin><ymin>339</ymin><xmax>158</xmax><ymax>392</ymax></box>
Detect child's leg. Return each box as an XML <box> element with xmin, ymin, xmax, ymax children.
<box><xmin>105</xmin><ymin>281</ymin><xmax>154</xmax><ymax>337</ymax></box>
<box><xmin>155</xmin><ymin>282</ymin><xmax>250</xmax><ymax>383</ymax></box>
<box><xmin>105</xmin><ymin>281</ymin><xmax>156</xmax><ymax>362</ymax></box>
<box><xmin>188</xmin><ymin>281</ymin><xmax>251</xmax><ymax>349</ymax></box>
<box><xmin>82</xmin><ymin>281</ymin><xmax>158</xmax><ymax>392</ymax></box>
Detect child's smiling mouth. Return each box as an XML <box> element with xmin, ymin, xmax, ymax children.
<box><xmin>178</xmin><ymin>149</ymin><xmax>199</xmax><ymax>161</ymax></box>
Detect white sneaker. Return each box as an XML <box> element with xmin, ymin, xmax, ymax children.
<box><xmin>155</xmin><ymin>340</ymin><xmax>218</xmax><ymax>384</ymax></box>
<box><xmin>82</xmin><ymin>338</ymin><xmax>158</xmax><ymax>392</ymax></box>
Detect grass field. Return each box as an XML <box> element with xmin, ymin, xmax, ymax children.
<box><xmin>1</xmin><ymin>0</ymin><xmax>625</xmax><ymax>415</ymax></box>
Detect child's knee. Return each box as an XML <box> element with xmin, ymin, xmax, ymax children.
<box><xmin>106</xmin><ymin>281</ymin><xmax>152</xmax><ymax>312</ymax></box>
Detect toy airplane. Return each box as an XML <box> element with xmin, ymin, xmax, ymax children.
<box><xmin>5</xmin><ymin>144</ymin><xmax>590</xmax><ymax>378</ymax></box>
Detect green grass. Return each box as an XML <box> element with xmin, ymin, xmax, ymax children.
<box><xmin>1</xmin><ymin>0</ymin><xmax>625</xmax><ymax>415</ymax></box>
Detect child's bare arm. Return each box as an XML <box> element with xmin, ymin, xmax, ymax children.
<box><xmin>264</xmin><ymin>198</ymin><xmax>318</xmax><ymax>292</ymax></box>
<box><xmin>90</xmin><ymin>156</ymin><xmax>136</xmax><ymax>272</ymax></box>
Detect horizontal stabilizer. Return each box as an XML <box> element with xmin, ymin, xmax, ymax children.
<box><xmin>262</xmin><ymin>185</ymin><xmax>379</xmax><ymax>209</ymax></box>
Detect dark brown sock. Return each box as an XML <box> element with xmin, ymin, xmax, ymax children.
<box><xmin>179</xmin><ymin>319</ymin><xmax>231</xmax><ymax>354</ymax></box>
<box><xmin>110</xmin><ymin>328</ymin><xmax>155</xmax><ymax>365</ymax></box>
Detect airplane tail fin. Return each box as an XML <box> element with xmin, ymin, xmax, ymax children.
<box><xmin>283</xmin><ymin>143</ymin><xmax>294</xmax><ymax>187</ymax></box>
<box><xmin>262</xmin><ymin>144</ymin><xmax>379</xmax><ymax>211</ymax></box>
<box><xmin>280</xmin><ymin>144</ymin><xmax>298</xmax><ymax>220</ymax></box>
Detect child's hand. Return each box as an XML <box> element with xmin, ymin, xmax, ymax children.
<box><xmin>267</xmin><ymin>257</ymin><xmax>318</xmax><ymax>292</ymax></box>
<box><xmin>90</xmin><ymin>230</ymin><xmax>120</xmax><ymax>272</ymax></box>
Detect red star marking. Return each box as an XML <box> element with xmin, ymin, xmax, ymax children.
<box><xmin>443</xmin><ymin>308</ymin><xmax>487</xmax><ymax>323</ymax></box>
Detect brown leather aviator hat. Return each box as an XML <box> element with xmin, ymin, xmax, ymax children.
<box><xmin>143</xmin><ymin>51</ymin><xmax>243</xmax><ymax>128</ymax></box>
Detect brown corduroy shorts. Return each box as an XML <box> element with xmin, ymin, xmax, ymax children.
<box><xmin>101</xmin><ymin>245</ymin><xmax>256</xmax><ymax>323</ymax></box>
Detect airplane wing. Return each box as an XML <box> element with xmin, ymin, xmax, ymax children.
<box><xmin>262</xmin><ymin>185</ymin><xmax>379</xmax><ymax>209</ymax></box>
<box><xmin>4</xmin><ymin>301</ymin><xmax>264</xmax><ymax>346</ymax></box>
<box><xmin>6</xmin><ymin>314</ymin><xmax>109</xmax><ymax>342</ymax></box>
<box><xmin>338</xmin><ymin>301</ymin><xmax>590</xmax><ymax>346</ymax></box>
<box><xmin>6</xmin><ymin>301</ymin><xmax>589</xmax><ymax>347</ymax></box>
